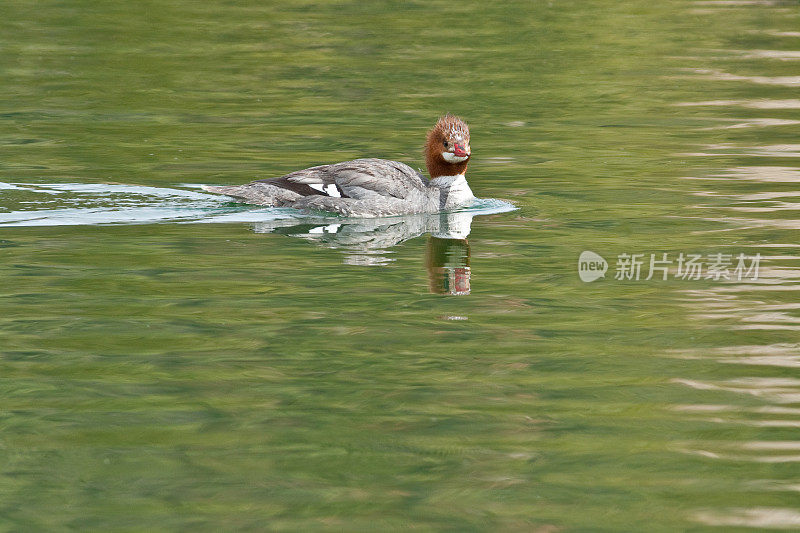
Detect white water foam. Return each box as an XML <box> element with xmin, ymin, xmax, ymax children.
<box><xmin>0</xmin><ymin>182</ymin><xmax>516</xmax><ymax>227</ymax></box>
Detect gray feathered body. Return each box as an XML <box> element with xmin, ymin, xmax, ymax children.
<box><xmin>202</xmin><ymin>158</ymin><xmax>474</xmax><ymax>217</ymax></box>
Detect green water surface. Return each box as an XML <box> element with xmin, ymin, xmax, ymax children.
<box><xmin>2</xmin><ymin>0</ymin><xmax>800</xmax><ymax>530</ymax></box>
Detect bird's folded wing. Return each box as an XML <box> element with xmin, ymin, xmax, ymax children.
<box><xmin>287</xmin><ymin>159</ymin><xmax>425</xmax><ymax>200</ymax></box>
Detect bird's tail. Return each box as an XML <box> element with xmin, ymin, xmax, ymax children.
<box><xmin>200</xmin><ymin>183</ymin><xmax>295</xmax><ymax>207</ymax></box>
<box><xmin>201</xmin><ymin>184</ymin><xmax>245</xmax><ymax>196</ymax></box>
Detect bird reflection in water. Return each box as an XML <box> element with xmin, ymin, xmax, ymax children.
<box><xmin>251</xmin><ymin>210</ymin><xmax>475</xmax><ymax>295</ymax></box>
<box><xmin>426</xmin><ymin>236</ymin><xmax>470</xmax><ymax>295</ymax></box>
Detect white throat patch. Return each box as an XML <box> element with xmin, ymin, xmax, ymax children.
<box><xmin>441</xmin><ymin>152</ymin><xmax>469</xmax><ymax>163</ymax></box>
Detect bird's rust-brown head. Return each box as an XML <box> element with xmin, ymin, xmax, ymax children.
<box><xmin>425</xmin><ymin>115</ymin><xmax>471</xmax><ymax>179</ymax></box>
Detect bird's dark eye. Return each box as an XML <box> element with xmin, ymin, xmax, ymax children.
<box><xmin>443</xmin><ymin>140</ymin><xmax>449</xmax><ymax>147</ymax></box>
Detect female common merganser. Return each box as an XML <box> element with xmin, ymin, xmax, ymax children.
<box><xmin>201</xmin><ymin>115</ymin><xmax>475</xmax><ymax>217</ymax></box>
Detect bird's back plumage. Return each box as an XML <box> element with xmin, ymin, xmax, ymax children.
<box><xmin>203</xmin><ymin>158</ymin><xmax>440</xmax><ymax>217</ymax></box>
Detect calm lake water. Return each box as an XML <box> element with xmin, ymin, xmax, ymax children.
<box><xmin>2</xmin><ymin>0</ymin><xmax>800</xmax><ymax>530</ymax></box>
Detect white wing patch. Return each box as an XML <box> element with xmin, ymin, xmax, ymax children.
<box><xmin>308</xmin><ymin>183</ymin><xmax>342</xmax><ymax>197</ymax></box>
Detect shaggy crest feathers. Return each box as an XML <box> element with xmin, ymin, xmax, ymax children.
<box><xmin>436</xmin><ymin>114</ymin><xmax>470</xmax><ymax>142</ymax></box>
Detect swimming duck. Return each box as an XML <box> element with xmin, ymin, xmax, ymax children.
<box><xmin>201</xmin><ymin>115</ymin><xmax>475</xmax><ymax>217</ymax></box>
